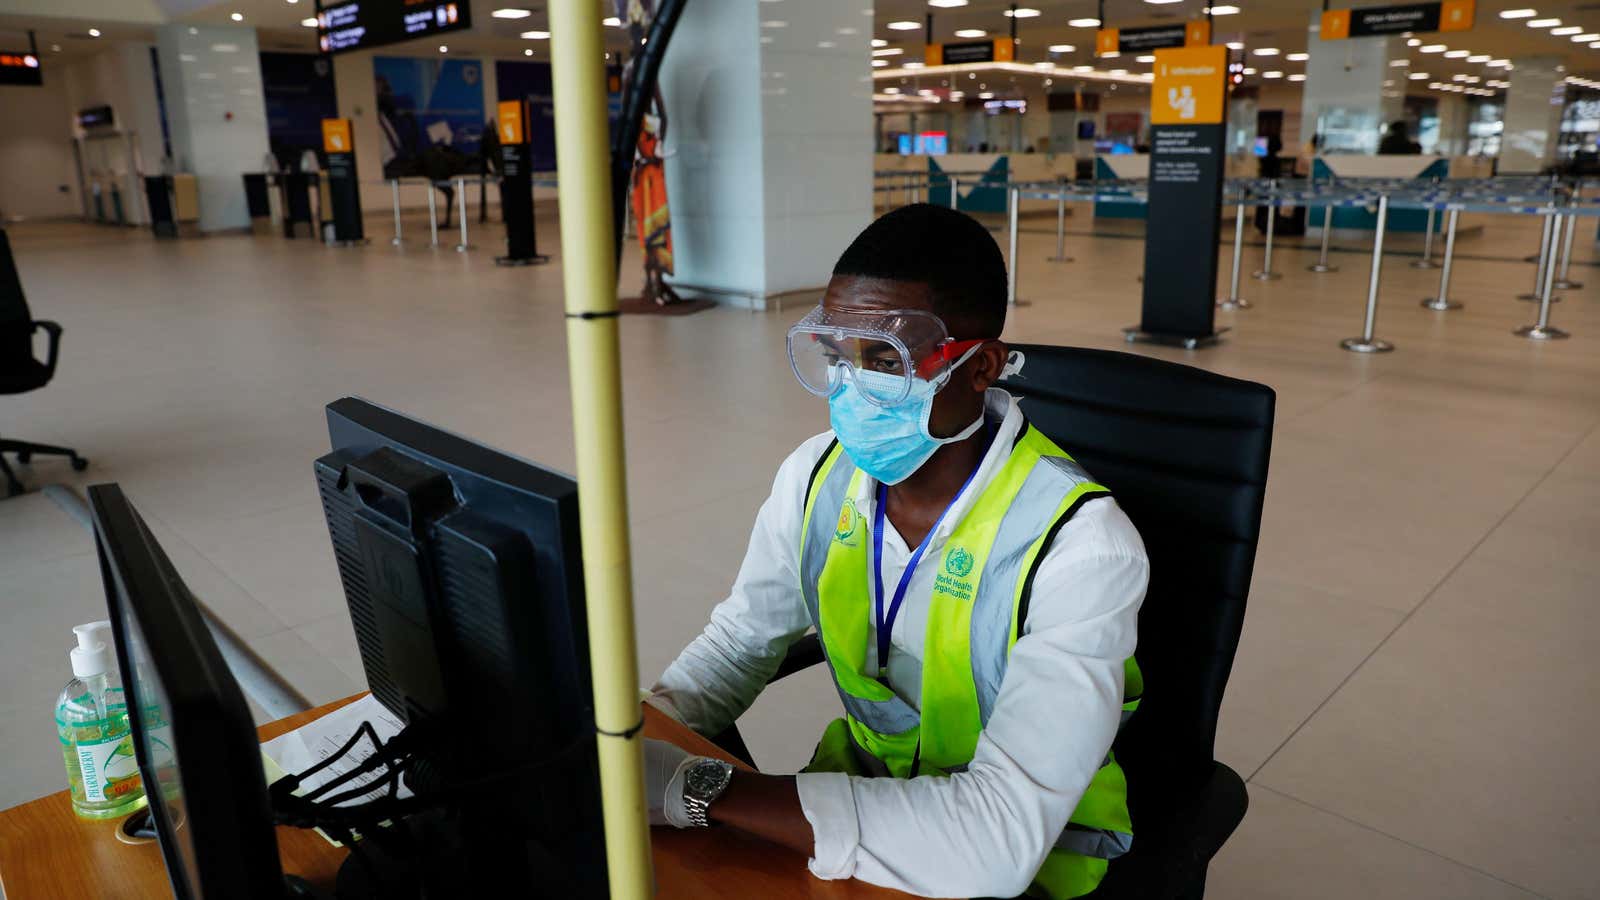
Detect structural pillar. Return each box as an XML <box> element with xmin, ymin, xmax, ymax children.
<box><xmin>1499</xmin><ymin>56</ymin><xmax>1565</xmax><ymax>174</ymax></box>
<box><xmin>1300</xmin><ymin>19</ymin><xmax>1402</xmax><ymax>155</ymax></box>
<box><xmin>658</xmin><ymin>0</ymin><xmax>873</xmax><ymax>307</ymax></box>
<box><xmin>154</xmin><ymin>24</ymin><xmax>271</xmax><ymax>232</ymax></box>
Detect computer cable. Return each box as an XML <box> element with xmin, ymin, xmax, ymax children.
<box><xmin>270</xmin><ymin>716</ymin><xmax>596</xmax><ymax>834</ymax></box>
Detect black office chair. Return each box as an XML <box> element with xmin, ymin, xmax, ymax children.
<box><xmin>1</xmin><ymin>227</ymin><xmax>88</xmax><ymax>497</ymax></box>
<box><xmin>712</xmin><ymin>345</ymin><xmax>1274</xmax><ymax>900</ymax></box>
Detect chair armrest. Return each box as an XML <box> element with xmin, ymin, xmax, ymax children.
<box><xmin>1091</xmin><ymin>761</ymin><xmax>1249</xmax><ymax>900</ymax></box>
<box><xmin>767</xmin><ymin>632</ymin><xmax>825</xmax><ymax>684</ymax></box>
<box><xmin>32</xmin><ymin>320</ymin><xmax>62</xmax><ymax>376</ymax></box>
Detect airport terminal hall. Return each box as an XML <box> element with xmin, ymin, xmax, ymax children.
<box><xmin>2</xmin><ymin>0</ymin><xmax>1599</xmax><ymax>897</ymax></box>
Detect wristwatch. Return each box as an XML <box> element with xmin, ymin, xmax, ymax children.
<box><xmin>681</xmin><ymin>758</ymin><xmax>735</xmax><ymax>828</ymax></box>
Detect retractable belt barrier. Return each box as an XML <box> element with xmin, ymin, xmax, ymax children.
<box><xmin>375</xmin><ymin>174</ymin><xmax>558</xmax><ymax>253</ymax></box>
<box><xmin>365</xmin><ymin>169</ymin><xmax>1591</xmax><ymax>348</ymax></box>
<box><xmin>993</xmin><ymin>173</ymin><xmax>1594</xmax><ymax>348</ymax></box>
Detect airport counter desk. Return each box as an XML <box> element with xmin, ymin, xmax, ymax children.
<box><xmin>0</xmin><ymin>694</ymin><xmax>909</xmax><ymax>900</ymax></box>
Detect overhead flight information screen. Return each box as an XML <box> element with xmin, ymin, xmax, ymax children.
<box><xmin>317</xmin><ymin>1</ymin><xmax>472</xmax><ymax>55</ymax></box>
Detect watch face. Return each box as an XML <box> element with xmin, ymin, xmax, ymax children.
<box><xmin>685</xmin><ymin>761</ymin><xmax>729</xmax><ymax>797</ymax></box>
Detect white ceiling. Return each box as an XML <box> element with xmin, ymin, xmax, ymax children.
<box><xmin>3</xmin><ymin>1</ymin><xmax>1598</xmax><ymax>80</ymax></box>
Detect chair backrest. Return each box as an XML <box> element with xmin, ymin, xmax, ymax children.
<box><xmin>999</xmin><ymin>345</ymin><xmax>1274</xmax><ymax>793</ymax></box>
<box><xmin>0</xmin><ymin>228</ymin><xmax>35</xmax><ymax>369</ymax></box>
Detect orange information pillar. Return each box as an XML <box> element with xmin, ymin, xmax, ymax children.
<box><xmin>1126</xmin><ymin>45</ymin><xmax>1229</xmax><ymax>348</ymax></box>
<box><xmin>494</xmin><ymin>99</ymin><xmax>548</xmax><ymax>266</ymax></box>
<box><xmin>320</xmin><ymin>118</ymin><xmax>365</xmax><ymax>245</ymax></box>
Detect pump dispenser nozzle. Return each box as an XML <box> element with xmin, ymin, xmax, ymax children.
<box><xmin>69</xmin><ymin>622</ymin><xmax>114</xmax><ymax>679</ymax></box>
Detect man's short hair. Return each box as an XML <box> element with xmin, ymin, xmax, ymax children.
<box><xmin>831</xmin><ymin>203</ymin><xmax>1007</xmax><ymax>339</ymax></box>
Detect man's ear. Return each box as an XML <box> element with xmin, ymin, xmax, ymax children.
<box><xmin>968</xmin><ymin>341</ymin><xmax>1009</xmax><ymax>393</ymax></box>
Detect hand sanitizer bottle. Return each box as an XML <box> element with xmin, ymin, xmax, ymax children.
<box><xmin>56</xmin><ymin>622</ymin><xmax>146</xmax><ymax>819</ymax></box>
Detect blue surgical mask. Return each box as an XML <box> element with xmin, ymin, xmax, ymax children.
<box><xmin>827</xmin><ymin>346</ymin><xmax>985</xmax><ymax>485</ymax></box>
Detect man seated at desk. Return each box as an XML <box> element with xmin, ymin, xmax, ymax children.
<box><xmin>643</xmin><ymin>204</ymin><xmax>1149</xmax><ymax>899</ymax></box>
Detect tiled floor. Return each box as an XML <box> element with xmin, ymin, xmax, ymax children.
<box><xmin>1</xmin><ymin>208</ymin><xmax>1596</xmax><ymax>899</ymax></box>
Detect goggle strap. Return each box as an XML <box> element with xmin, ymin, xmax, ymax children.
<box><xmin>915</xmin><ymin>339</ymin><xmax>987</xmax><ymax>380</ymax></box>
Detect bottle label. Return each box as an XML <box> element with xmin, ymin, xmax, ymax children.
<box><xmin>76</xmin><ymin>734</ymin><xmax>139</xmax><ymax>804</ymax></box>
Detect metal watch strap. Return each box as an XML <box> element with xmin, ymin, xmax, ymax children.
<box><xmin>683</xmin><ymin>759</ymin><xmax>733</xmax><ymax>828</ymax></box>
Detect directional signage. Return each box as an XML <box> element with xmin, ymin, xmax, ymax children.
<box><xmin>925</xmin><ymin>39</ymin><xmax>1015</xmax><ymax>66</ymax></box>
<box><xmin>316</xmin><ymin>0</ymin><xmax>472</xmax><ymax>55</ymax></box>
<box><xmin>1096</xmin><ymin>20</ymin><xmax>1210</xmax><ymax>56</ymax></box>
<box><xmin>1320</xmin><ymin>0</ymin><xmax>1474</xmax><ymax>39</ymax></box>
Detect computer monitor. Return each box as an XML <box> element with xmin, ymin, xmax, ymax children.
<box><xmin>314</xmin><ymin>397</ymin><xmax>607</xmax><ymax>896</ymax></box>
<box><xmin>90</xmin><ymin>484</ymin><xmax>286</xmax><ymax>900</ymax></box>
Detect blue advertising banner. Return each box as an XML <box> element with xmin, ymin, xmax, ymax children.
<box><xmin>372</xmin><ymin>56</ymin><xmax>485</xmax><ymax>179</ymax></box>
<box><xmin>261</xmin><ymin>52</ymin><xmax>338</xmax><ymax>169</ymax></box>
<box><xmin>494</xmin><ymin>60</ymin><xmax>555</xmax><ymax>172</ymax></box>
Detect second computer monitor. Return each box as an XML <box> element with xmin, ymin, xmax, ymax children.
<box><xmin>314</xmin><ymin>397</ymin><xmax>607</xmax><ymax>896</ymax></box>
<box><xmin>90</xmin><ymin>484</ymin><xmax>285</xmax><ymax>900</ymax></box>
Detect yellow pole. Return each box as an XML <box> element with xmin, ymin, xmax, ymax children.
<box><xmin>548</xmin><ymin>3</ymin><xmax>653</xmax><ymax>898</ymax></box>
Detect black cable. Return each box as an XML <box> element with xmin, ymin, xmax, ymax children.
<box><xmin>610</xmin><ymin>0</ymin><xmax>689</xmax><ymax>267</ymax></box>
<box><xmin>272</xmin><ymin>726</ymin><xmax>594</xmax><ymax>835</ymax></box>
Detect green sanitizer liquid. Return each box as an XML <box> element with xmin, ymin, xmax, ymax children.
<box><xmin>57</xmin><ymin>623</ymin><xmax>146</xmax><ymax>820</ymax></box>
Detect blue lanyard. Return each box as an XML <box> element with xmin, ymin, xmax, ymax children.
<box><xmin>870</xmin><ymin>424</ymin><xmax>995</xmax><ymax>676</ymax></box>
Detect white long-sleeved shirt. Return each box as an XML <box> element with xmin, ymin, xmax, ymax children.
<box><xmin>651</xmin><ymin>390</ymin><xmax>1148</xmax><ymax>899</ymax></box>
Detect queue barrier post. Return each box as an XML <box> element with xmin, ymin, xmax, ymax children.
<box><xmin>1515</xmin><ymin>211</ymin><xmax>1572</xmax><ymax>340</ymax></box>
<box><xmin>1420</xmin><ymin>205</ymin><xmax>1463</xmax><ymax>311</ymax></box>
<box><xmin>1554</xmin><ymin>204</ymin><xmax>1583</xmax><ymax>290</ymax></box>
<box><xmin>390</xmin><ymin>179</ymin><xmax>404</xmax><ymax>246</ymax></box>
<box><xmin>1308</xmin><ymin>202</ymin><xmax>1338</xmax><ymax>273</ymax></box>
<box><xmin>1410</xmin><ymin>204</ymin><xmax>1440</xmax><ymax>269</ymax></box>
<box><xmin>455</xmin><ymin>177</ymin><xmax>470</xmax><ymax>252</ymax></box>
<box><xmin>427</xmin><ymin>184</ymin><xmax>440</xmax><ymax>248</ymax></box>
<box><xmin>1252</xmin><ymin>189</ymin><xmax>1281</xmax><ymax>281</ymax></box>
<box><xmin>1341</xmin><ymin>192</ymin><xmax>1395</xmax><ymax>353</ymax></box>
<box><xmin>1047</xmin><ymin>180</ymin><xmax>1072</xmax><ymax>263</ymax></box>
<box><xmin>1006</xmin><ymin>185</ymin><xmax>1029</xmax><ymax>307</ymax></box>
<box><xmin>1217</xmin><ymin>201</ymin><xmax>1250</xmax><ymax>310</ymax></box>
<box><xmin>1518</xmin><ymin>212</ymin><xmax>1555</xmax><ymax>302</ymax></box>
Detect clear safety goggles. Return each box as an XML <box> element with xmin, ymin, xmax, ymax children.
<box><xmin>786</xmin><ymin>304</ymin><xmax>986</xmax><ymax>407</ymax></box>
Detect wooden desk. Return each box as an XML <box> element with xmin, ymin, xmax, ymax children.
<box><xmin>0</xmin><ymin>695</ymin><xmax>905</xmax><ymax>899</ymax></box>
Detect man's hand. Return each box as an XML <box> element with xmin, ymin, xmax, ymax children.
<box><xmin>642</xmin><ymin>738</ymin><xmax>815</xmax><ymax>857</ymax></box>
<box><xmin>642</xmin><ymin>738</ymin><xmax>699</xmax><ymax>828</ymax></box>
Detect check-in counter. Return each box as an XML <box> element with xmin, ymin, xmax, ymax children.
<box><xmin>1311</xmin><ymin>155</ymin><xmax>1494</xmax><ymax>232</ymax></box>
<box><xmin>875</xmin><ymin>153</ymin><xmax>1074</xmax><ymax>214</ymax></box>
<box><xmin>1094</xmin><ymin>153</ymin><xmax>1149</xmax><ymax>219</ymax></box>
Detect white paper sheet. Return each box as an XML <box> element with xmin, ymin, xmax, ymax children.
<box><xmin>259</xmin><ymin>694</ymin><xmax>413</xmax><ymax>807</ymax></box>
